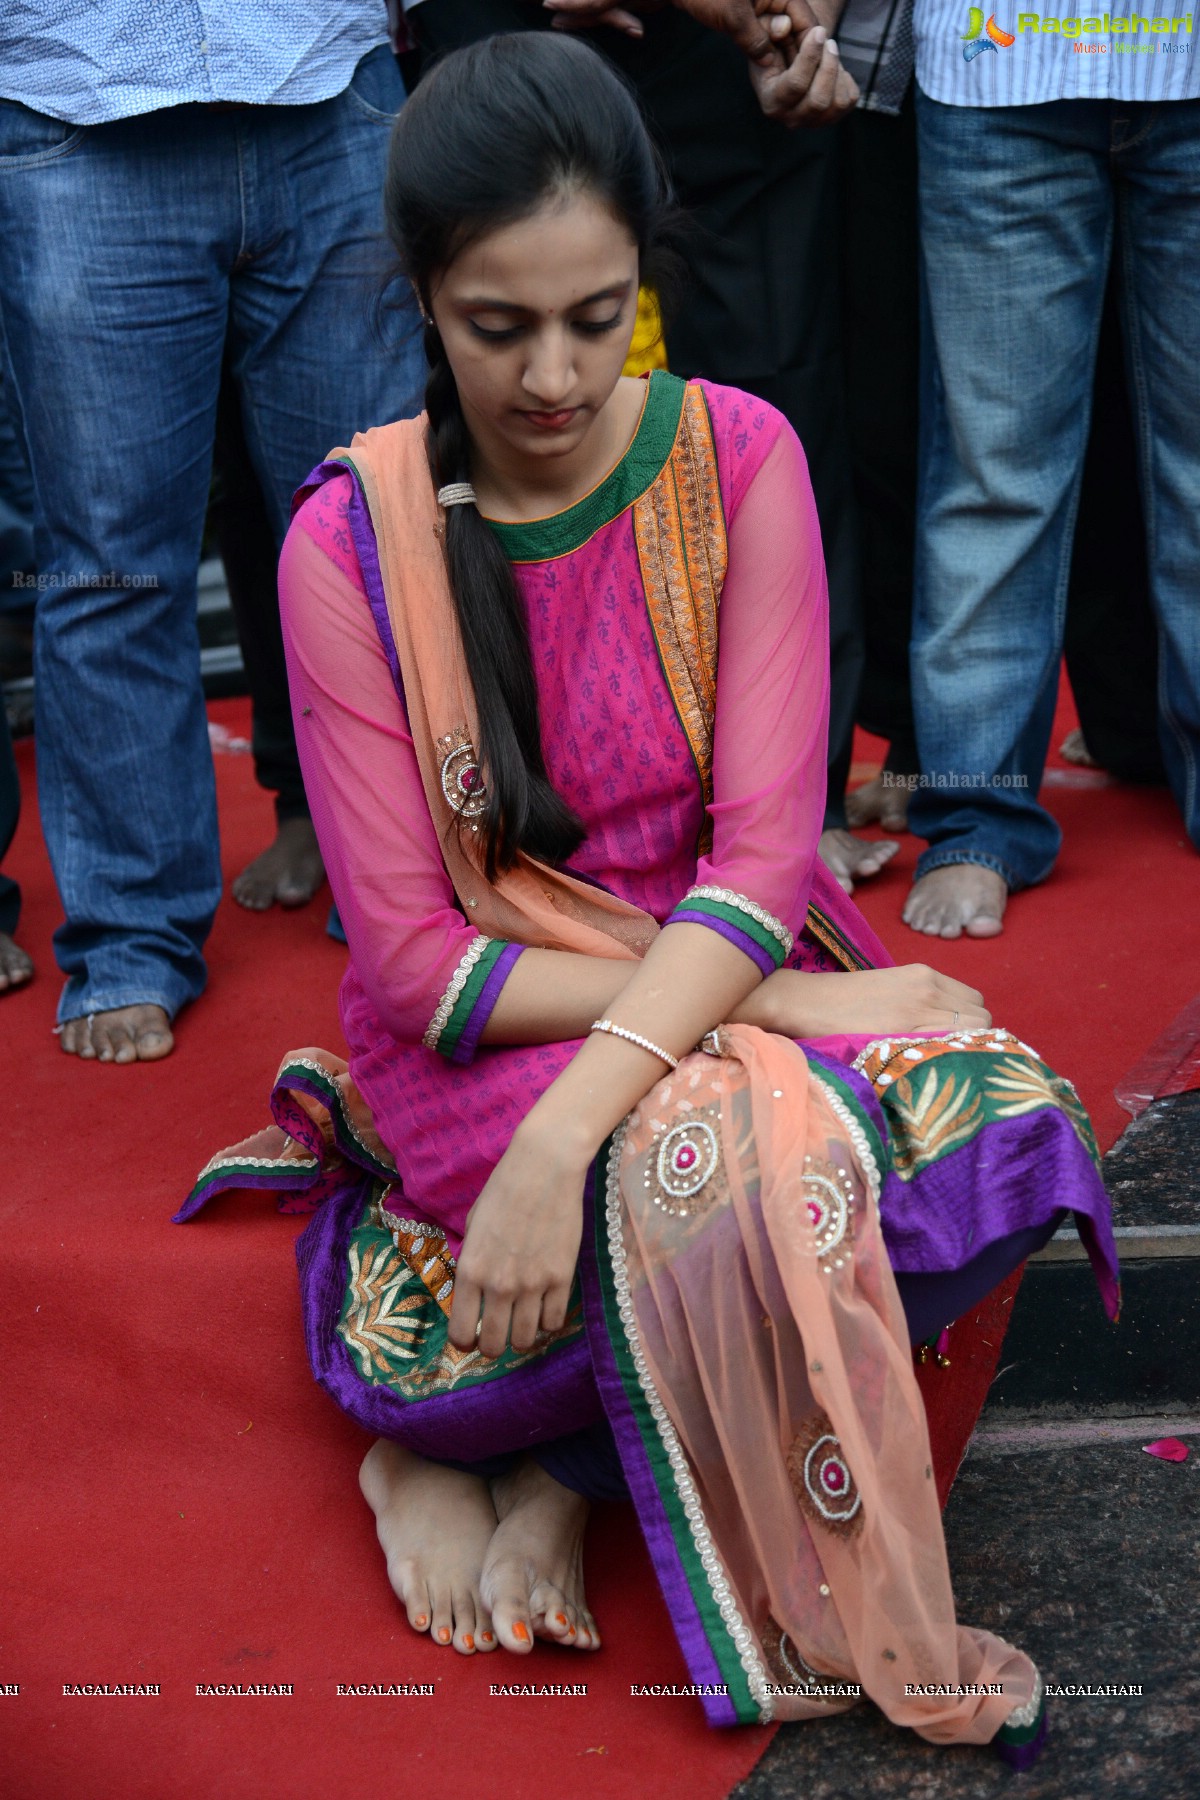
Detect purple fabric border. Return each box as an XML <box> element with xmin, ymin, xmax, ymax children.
<box><xmin>578</xmin><ymin>1154</ymin><xmax>740</xmax><ymax>1727</ymax></box>
<box><xmin>295</xmin><ymin>1172</ymin><xmax>604</xmax><ymax>1462</ymax></box>
<box><xmin>803</xmin><ymin>1044</ymin><xmax>1119</xmax><ymax>1305</ymax></box>
<box><xmin>667</xmin><ymin>909</ymin><xmax>777</xmax><ymax>978</ymax></box>
<box><xmin>451</xmin><ymin>942</ymin><xmax>525</xmax><ymax>1066</ymax></box>
<box><xmin>293</xmin><ymin>458</ymin><xmax>407</xmax><ymax>717</ymax></box>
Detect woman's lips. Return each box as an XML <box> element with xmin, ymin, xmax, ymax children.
<box><xmin>520</xmin><ymin>407</ymin><xmax>580</xmax><ymax>431</ymax></box>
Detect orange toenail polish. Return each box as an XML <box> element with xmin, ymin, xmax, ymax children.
<box><xmin>481</xmin><ymin>1631</ymin><xmax>495</xmax><ymax>1644</ymax></box>
<box><xmin>513</xmin><ymin>1621</ymin><xmax>530</xmax><ymax>1643</ymax></box>
<box><xmin>463</xmin><ymin>1634</ymin><xmax>475</xmax><ymax>1651</ymax></box>
<box><xmin>437</xmin><ymin>1627</ymin><xmax>451</xmax><ymax>1643</ymax></box>
<box><xmin>415</xmin><ymin>1615</ymin><xmax>428</xmax><ymax>1628</ymax></box>
<box><xmin>555</xmin><ymin>1612</ymin><xmax>568</xmax><ymax>1627</ymax></box>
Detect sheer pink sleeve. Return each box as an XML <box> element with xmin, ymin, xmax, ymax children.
<box><xmin>279</xmin><ymin>484</ymin><xmax>524</xmax><ymax>1059</ymax></box>
<box><xmin>664</xmin><ymin>418</ymin><xmax>829</xmax><ymax>975</ymax></box>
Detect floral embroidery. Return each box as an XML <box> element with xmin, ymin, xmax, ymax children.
<box><xmin>853</xmin><ymin>1032</ymin><xmax>1099</xmax><ymax>1179</ymax></box>
<box><xmin>802</xmin><ymin>1155</ymin><xmax>855</xmax><ymax>1270</ymax></box>
<box><xmin>339</xmin><ymin>1237</ymin><xmax>429</xmax><ymax>1377</ymax></box>
<box><xmin>436</xmin><ymin>725</ymin><xmax>488</xmax><ymax>820</ymax></box>
<box><xmin>760</xmin><ymin>1619</ymin><xmax>855</xmax><ymax>1706</ymax></box>
<box><xmin>336</xmin><ymin>1202</ymin><xmax>585</xmax><ymax>1400</ymax></box>
<box><xmin>787</xmin><ymin>1415</ymin><xmax>863</xmax><ymax>1536</ymax></box>
<box><xmin>642</xmin><ymin>1105</ymin><xmax>723</xmax><ymax>1217</ymax></box>
<box><xmin>883</xmin><ymin>1065</ymin><xmax>985</xmax><ymax>1177</ymax></box>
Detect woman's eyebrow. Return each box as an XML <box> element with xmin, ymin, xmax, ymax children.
<box><xmin>457</xmin><ymin>281</ymin><xmax>633</xmax><ymax>312</ymax></box>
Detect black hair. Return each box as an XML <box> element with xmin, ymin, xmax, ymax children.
<box><xmin>383</xmin><ymin>33</ymin><xmax>681</xmax><ymax>878</ymax></box>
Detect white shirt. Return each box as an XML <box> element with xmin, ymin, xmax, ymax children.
<box><xmin>914</xmin><ymin>1</ymin><xmax>1200</xmax><ymax>102</ymax></box>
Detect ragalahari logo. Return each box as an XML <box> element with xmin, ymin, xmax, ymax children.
<box><xmin>962</xmin><ymin>7</ymin><xmax>1017</xmax><ymax>53</ymax></box>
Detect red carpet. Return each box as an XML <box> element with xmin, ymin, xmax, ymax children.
<box><xmin>4</xmin><ymin>680</ymin><xmax>1198</xmax><ymax>1798</ymax></box>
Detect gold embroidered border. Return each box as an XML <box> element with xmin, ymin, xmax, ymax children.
<box><xmin>633</xmin><ymin>385</ymin><xmax>727</xmax><ymax>854</ymax></box>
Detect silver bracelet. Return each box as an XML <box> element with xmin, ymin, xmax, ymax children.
<box><xmin>590</xmin><ymin>1018</ymin><xmax>679</xmax><ymax>1070</ymax></box>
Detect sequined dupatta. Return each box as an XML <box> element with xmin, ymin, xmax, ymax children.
<box><xmin>587</xmin><ymin>1027</ymin><xmax>1041</xmax><ymax>1742</ymax></box>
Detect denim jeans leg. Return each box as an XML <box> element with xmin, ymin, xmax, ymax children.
<box><xmin>1117</xmin><ymin>100</ymin><xmax>1200</xmax><ymax>853</ymax></box>
<box><xmin>0</xmin><ymin>100</ymin><xmax>228</xmax><ymax>1022</ymax></box>
<box><xmin>222</xmin><ymin>49</ymin><xmax>424</xmax><ymax>831</ymax></box>
<box><xmin>0</xmin><ymin>317</ymin><xmax>35</xmax><ymax>594</ymax></box>
<box><xmin>910</xmin><ymin>97</ymin><xmax>1112</xmax><ymax>889</ymax></box>
<box><xmin>0</xmin><ymin>701</ymin><xmax>20</xmax><ymax>936</ymax></box>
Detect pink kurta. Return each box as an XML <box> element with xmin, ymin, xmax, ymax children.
<box><xmin>279</xmin><ymin>381</ymin><xmax>878</xmax><ymax>1253</ymax></box>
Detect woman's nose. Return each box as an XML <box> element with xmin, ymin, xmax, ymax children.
<box><xmin>522</xmin><ymin>326</ymin><xmax>576</xmax><ymax>405</ymax></box>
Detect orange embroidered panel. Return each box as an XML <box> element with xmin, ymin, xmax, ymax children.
<box><xmin>633</xmin><ymin>384</ymin><xmax>727</xmax><ymax>854</ymax></box>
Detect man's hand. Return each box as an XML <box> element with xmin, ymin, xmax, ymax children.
<box><xmin>546</xmin><ymin>0</ymin><xmax>783</xmax><ymax>63</ymax></box>
<box><xmin>748</xmin><ymin>10</ymin><xmax>859</xmax><ymax>124</ymax></box>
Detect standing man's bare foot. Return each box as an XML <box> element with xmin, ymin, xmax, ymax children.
<box><xmin>845</xmin><ymin>772</ymin><xmax>913</xmax><ymax>834</ymax></box>
<box><xmin>359</xmin><ymin>1439</ymin><xmax>499</xmax><ymax>1655</ymax></box>
<box><xmin>903</xmin><ymin>865</ymin><xmax>1007</xmax><ymax>939</ymax></box>
<box><xmin>59</xmin><ymin>1003</ymin><xmax>173</xmax><ymax>1062</ymax></box>
<box><xmin>819</xmin><ymin>827</ymin><xmax>900</xmax><ymax>895</ymax></box>
<box><xmin>232</xmin><ymin>816</ymin><xmax>325</xmax><ymax>911</ymax></box>
<box><xmin>481</xmin><ymin>1458</ymin><xmax>600</xmax><ymax>1654</ymax></box>
<box><xmin>0</xmin><ymin>932</ymin><xmax>33</xmax><ymax>993</ymax></box>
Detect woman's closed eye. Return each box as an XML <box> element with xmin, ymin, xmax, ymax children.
<box><xmin>467</xmin><ymin>312</ymin><xmax>625</xmax><ymax>343</ymax></box>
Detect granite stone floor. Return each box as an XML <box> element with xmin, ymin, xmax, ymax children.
<box><xmin>732</xmin><ymin>1424</ymin><xmax>1199</xmax><ymax>1800</ymax></box>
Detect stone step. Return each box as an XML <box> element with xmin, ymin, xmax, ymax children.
<box><xmin>988</xmin><ymin>1090</ymin><xmax>1200</xmax><ymax>1416</ymax></box>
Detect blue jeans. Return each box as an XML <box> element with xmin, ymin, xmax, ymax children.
<box><xmin>910</xmin><ymin>95</ymin><xmax>1200</xmax><ymax>888</ymax></box>
<box><xmin>0</xmin><ymin>46</ymin><xmax>424</xmax><ymax>1022</ymax></box>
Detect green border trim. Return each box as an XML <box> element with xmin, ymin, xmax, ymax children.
<box><xmin>436</xmin><ymin>938</ymin><xmax>509</xmax><ymax>1058</ymax></box>
<box><xmin>592</xmin><ymin>1136</ymin><xmax>763</xmax><ymax>1721</ymax></box>
<box><xmin>807</xmin><ymin>1062</ymin><xmax>893</xmax><ymax>1185</ymax></box>
<box><xmin>484</xmin><ymin>372</ymin><xmax>687</xmax><ymax>564</ymax></box>
<box><xmin>275</xmin><ymin>1057</ymin><xmax>396</xmax><ymax>1180</ymax></box>
<box><xmin>670</xmin><ymin>897</ymin><xmax>788</xmax><ymax>969</ymax></box>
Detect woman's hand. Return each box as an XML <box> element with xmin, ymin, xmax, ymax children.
<box><xmin>448</xmin><ymin>1118</ymin><xmax>590</xmax><ymax>1361</ymax></box>
<box><xmin>739</xmin><ymin>964</ymin><xmax>990</xmax><ymax>1040</ymax></box>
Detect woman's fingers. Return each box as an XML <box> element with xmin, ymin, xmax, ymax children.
<box><xmin>448</xmin><ymin>1275</ymin><xmax>484</xmax><ymax>1353</ymax></box>
<box><xmin>477</xmin><ymin>1286</ymin><xmax>516</xmax><ymax>1362</ymax></box>
<box><xmin>539</xmin><ymin>1283</ymin><xmax>572</xmax><ymax>1337</ymax></box>
<box><xmin>509</xmin><ymin>1293</ymin><xmax>545</xmax><ymax>1356</ymax></box>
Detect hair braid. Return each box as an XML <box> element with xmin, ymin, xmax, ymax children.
<box><xmin>423</xmin><ymin>325</ymin><xmax>585</xmax><ymax>879</ymax></box>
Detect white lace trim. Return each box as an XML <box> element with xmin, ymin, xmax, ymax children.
<box><xmin>849</xmin><ymin>1027</ymin><xmax>1039</xmax><ymax>1076</ymax></box>
<box><xmin>808</xmin><ymin>1072</ymin><xmax>882</xmax><ymax>1206</ymax></box>
<box><xmin>1004</xmin><ymin>1667</ymin><xmax>1044</xmax><ymax>1732</ymax></box>
<box><xmin>604</xmin><ymin>1123</ymin><xmax>774</xmax><ymax>1723</ymax></box>
<box><xmin>422</xmin><ymin>934</ymin><xmax>490</xmax><ymax>1050</ymax></box>
<box><xmin>682</xmin><ymin>886</ymin><xmax>794</xmax><ymax>958</ymax></box>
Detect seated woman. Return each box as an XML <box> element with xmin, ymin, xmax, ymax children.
<box><xmin>181</xmin><ymin>34</ymin><xmax>1118</xmax><ymax>1764</ymax></box>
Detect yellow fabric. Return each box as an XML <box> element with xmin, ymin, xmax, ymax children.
<box><xmin>623</xmin><ymin>287</ymin><xmax>668</xmax><ymax>378</ymax></box>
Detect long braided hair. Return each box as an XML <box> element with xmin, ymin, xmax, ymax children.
<box><xmin>384</xmin><ymin>34</ymin><xmax>680</xmax><ymax>879</ymax></box>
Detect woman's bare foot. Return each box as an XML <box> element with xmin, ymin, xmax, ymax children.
<box><xmin>819</xmin><ymin>827</ymin><xmax>900</xmax><ymax>895</ymax></box>
<box><xmin>1059</xmin><ymin>727</ymin><xmax>1099</xmax><ymax>769</ymax></box>
<box><xmin>232</xmin><ymin>816</ymin><xmax>325</xmax><ymax>911</ymax></box>
<box><xmin>845</xmin><ymin>772</ymin><xmax>912</xmax><ymax>834</ymax></box>
<box><xmin>0</xmin><ymin>932</ymin><xmax>33</xmax><ymax>993</ymax></box>
<box><xmin>59</xmin><ymin>1003</ymin><xmax>173</xmax><ymax>1062</ymax></box>
<box><xmin>902</xmin><ymin>865</ymin><xmax>1007</xmax><ymax>939</ymax></box>
<box><xmin>481</xmin><ymin>1458</ymin><xmax>600</xmax><ymax>1654</ymax></box>
<box><xmin>359</xmin><ymin>1439</ymin><xmax>499</xmax><ymax>1655</ymax></box>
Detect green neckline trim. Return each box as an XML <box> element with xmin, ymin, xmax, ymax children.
<box><xmin>484</xmin><ymin>371</ymin><xmax>687</xmax><ymax>564</ymax></box>
<box><xmin>592</xmin><ymin>1140</ymin><xmax>761</xmax><ymax>1721</ymax></box>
